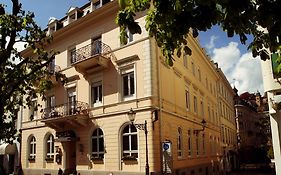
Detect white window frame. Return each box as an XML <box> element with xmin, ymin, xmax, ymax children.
<box><xmin>91</xmin><ymin>128</ymin><xmax>105</xmax><ymax>158</ymax></box>
<box><xmin>121</xmin><ymin>67</ymin><xmax>136</xmax><ymax>101</ymax></box>
<box><xmin>69</xmin><ymin>47</ymin><xmax>76</xmax><ymax>65</ymax></box>
<box><xmin>177</xmin><ymin>127</ymin><xmax>183</xmax><ymax>158</ymax></box>
<box><xmin>122</xmin><ymin>124</ymin><xmax>138</xmax><ymax>158</ymax></box>
<box><xmin>29</xmin><ymin>136</ymin><xmax>36</xmax><ymax>159</ymax></box>
<box><xmin>46</xmin><ymin>134</ymin><xmax>55</xmax><ymax>159</ymax></box>
<box><xmin>91</xmin><ymin>81</ymin><xmax>103</xmax><ymax>107</ymax></box>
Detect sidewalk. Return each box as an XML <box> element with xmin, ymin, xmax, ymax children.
<box><xmin>230</xmin><ymin>169</ymin><xmax>275</xmax><ymax>175</ymax></box>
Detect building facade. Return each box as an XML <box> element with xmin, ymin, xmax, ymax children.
<box><xmin>234</xmin><ymin>90</ymin><xmax>271</xmax><ymax>166</ymax></box>
<box><xmin>216</xmin><ymin>69</ymin><xmax>238</xmax><ymax>173</ymax></box>
<box><xmin>261</xmin><ymin>52</ymin><xmax>281</xmax><ymax>174</ymax></box>
<box><xmin>20</xmin><ymin>1</ymin><xmax>236</xmax><ymax>175</ymax></box>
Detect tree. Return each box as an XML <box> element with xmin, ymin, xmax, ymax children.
<box><xmin>0</xmin><ymin>0</ymin><xmax>58</xmax><ymax>142</ymax></box>
<box><xmin>116</xmin><ymin>0</ymin><xmax>281</xmax><ymax>66</ymax></box>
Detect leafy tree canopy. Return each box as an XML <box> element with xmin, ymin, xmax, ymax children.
<box><xmin>0</xmin><ymin>0</ymin><xmax>58</xmax><ymax>142</ymax></box>
<box><xmin>116</xmin><ymin>0</ymin><xmax>281</xmax><ymax>66</ymax></box>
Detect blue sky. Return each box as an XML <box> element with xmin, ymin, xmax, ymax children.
<box><xmin>0</xmin><ymin>0</ymin><xmax>264</xmax><ymax>94</ymax></box>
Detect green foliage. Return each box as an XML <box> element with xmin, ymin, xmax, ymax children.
<box><xmin>116</xmin><ymin>0</ymin><xmax>281</xmax><ymax>66</ymax></box>
<box><xmin>0</xmin><ymin>1</ymin><xmax>58</xmax><ymax>142</ymax></box>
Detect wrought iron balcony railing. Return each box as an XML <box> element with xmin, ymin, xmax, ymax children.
<box><xmin>41</xmin><ymin>101</ymin><xmax>89</xmax><ymax>120</ymax></box>
<box><xmin>70</xmin><ymin>40</ymin><xmax>111</xmax><ymax>64</ymax></box>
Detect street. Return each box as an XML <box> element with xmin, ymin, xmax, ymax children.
<box><xmin>230</xmin><ymin>169</ymin><xmax>275</xmax><ymax>175</ymax></box>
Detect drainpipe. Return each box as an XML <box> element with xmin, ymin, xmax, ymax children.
<box><xmin>154</xmin><ymin>38</ymin><xmax>163</xmax><ymax>174</ymax></box>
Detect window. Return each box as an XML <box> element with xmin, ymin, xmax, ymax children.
<box><xmin>67</xmin><ymin>87</ymin><xmax>76</xmax><ymax>115</ymax></box>
<box><xmin>91</xmin><ymin>81</ymin><xmax>103</xmax><ymax>107</ymax></box>
<box><xmin>126</xmin><ymin>28</ymin><xmax>133</xmax><ymax>43</ymax></box>
<box><xmin>177</xmin><ymin>127</ymin><xmax>183</xmax><ymax>157</ymax></box>
<box><xmin>92</xmin><ymin>128</ymin><xmax>104</xmax><ymax>158</ymax></box>
<box><xmin>191</xmin><ymin>62</ymin><xmax>195</xmax><ymax>76</ymax></box>
<box><xmin>183</xmin><ymin>54</ymin><xmax>188</xmax><ymax>68</ymax></box>
<box><xmin>122</xmin><ymin>124</ymin><xmax>138</xmax><ymax>158</ymax></box>
<box><xmin>69</xmin><ymin>48</ymin><xmax>76</xmax><ymax>64</ymax></box>
<box><xmin>187</xmin><ymin>130</ymin><xmax>192</xmax><ymax>156</ymax></box>
<box><xmin>93</xmin><ymin>0</ymin><xmax>110</xmax><ymax>10</ymax></box>
<box><xmin>29</xmin><ymin>99</ymin><xmax>37</xmax><ymax>121</ymax></box>
<box><xmin>185</xmin><ymin>90</ymin><xmax>190</xmax><ymax>110</ymax></box>
<box><xmin>202</xmin><ymin>133</ymin><xmax>205</xmax><ymax>155</ymax></box>
<box><xmin>208</xmin><ymin>105</ymin><xmax>211</xmax><ymax>121</ymax></box>
<box><xmin>200</xmin><ymin>100</ymin><xmax>204</xmax><ymax>117</ymax></box>
<box><xmin>210</xmin><ymin>136</ymin><xmax>213</xmax><ymax>154</ymax></box>
<box><xmin>198</xmin><ymin>68</ymin><xmax>201</xmax><ymax>81</ymax></box>
<box><xmin>122</xmin><ymin>71</ymin><xmax>135</xmax><ymax>97</ymax></box>
<box><xmin>195</xmin><ymin>133</ymin><xmax>199</xmax><ymax>156</ymax></box>
<box><xmin>47</xmin><ymin>95</ymin><xmax>55</xmax><ymax>109</ymax></box>
<box><xmin>29</xmin><ymin>136</ymin><xmax>36</xmax><ymax>160</ymax></box>
<box><xmin>194</xmin><ymin>96</ymin><xmax>198</xmax><ymax>113</ymax></box>
<box><xmin>92</xmin><ymin>37</ymin><xmax>102</xmax><ymax>55</ymax></box>
<box><xmin>46</xmin><ymin>134</ymin><xmax>55</xmax><ymax>160</ymax></box>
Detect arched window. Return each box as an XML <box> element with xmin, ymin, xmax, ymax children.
<box><xmin>29</xmin><ymin>136</ymin><xmax>36</xmax><ymax>160</ymax></box>
<box><xmin>122</xmin><ymin>124</ymin><xmax>138</xmax><ymax>158</ymax></box>
<box><xmin>177</xmin><ymin>127</ymin><xmax>183</xmax><ymax>157</ymax></box>
<box><xmin>46</xmin><ymin>134</ymin><xmax>55</xmax><ymax>160</ymax></box>
<box><xmin>92</xmin><ymin>128</ymin><xmax>104</xmax><ymax>158</ymax></box>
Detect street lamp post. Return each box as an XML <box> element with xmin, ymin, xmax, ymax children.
<box><xmin>128</xmin><ymin>108</ymin><xmax>149</xmax><ymax>175</ymax></box>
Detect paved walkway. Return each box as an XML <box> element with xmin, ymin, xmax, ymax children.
<box><xmin>230</xmin><ymin>169</ymin><xmax>275</xmax><ymax>175</ymax></box>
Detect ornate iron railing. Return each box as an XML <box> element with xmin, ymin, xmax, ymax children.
<box><xmin>41</xmin><ymin>101</ymin><xmax>89</xmax><ymax>120</ymax></box>
<box><xmin>70</xmin><ymin>40</ymin><xmax>111</xmax><ymax>64</ymax></box>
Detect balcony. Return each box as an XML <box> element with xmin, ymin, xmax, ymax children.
<box><xmin>41</xmin><ymin>101</ymin><xmax>90</xmax><ymax>129</ymax></box>
<box><xmin>71</xmin><ymin>40</ymin><xmax>112</xmax><ymax>75</ymax></box>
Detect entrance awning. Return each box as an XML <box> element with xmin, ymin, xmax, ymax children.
<box><xmin>0</xmin><ymin>143</ymin><xmax>17</xmax><ymax>155</ymax></box>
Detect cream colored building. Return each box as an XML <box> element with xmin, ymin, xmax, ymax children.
<box><xmin>261</xmin><ymin>52</ymin><xmax>281</xmax><ymax>174</ymax></box>
<box><xmin>216</xmin><ymin>69</ymin><xmax>238</xmax><ymax>172</ymax></box>
<box><xmin>20</xmin><ymin>1</ymin><xmax>236</xmax><ymax>174</ymax></box>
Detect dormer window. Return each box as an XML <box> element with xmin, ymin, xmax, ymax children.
<box><xmin>47</xmin><ymin>18</ymin><xmax>62</xmax><ymax>35</ymax></box>
<box><xmin>67</xmin><ymin>7</ymin><xmax>83</xmax><ymax>25</ymax></box>
<box><xmin>91</xmin><ymin>0</ymin><xmax>111</xmax><ymax>11</ymax></box>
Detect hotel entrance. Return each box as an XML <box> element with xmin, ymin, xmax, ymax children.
<box><xmin>63</xmin><ymin>141</ymin><xmax>76</xmax><ymax>174</ymax></box>
<box><xmin>56</xmin><ymin>130</ymin><xmax>77</xmax><ymax>175</ymax></box>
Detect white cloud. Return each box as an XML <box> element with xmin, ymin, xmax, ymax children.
<box><xmin>205</xmin><ymin>35</ymin><xmax>219</xmax><ymax>51</ymax></box>
<box><xmin>210</xmin><ymin>42</ymin><xmax>264</xmax><ymax>94</ymax></box>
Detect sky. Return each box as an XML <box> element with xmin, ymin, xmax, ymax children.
<box><xmin>0</xmin><ymin>0</ymin><xmax>264</xmax><ymax>94</ymax></box>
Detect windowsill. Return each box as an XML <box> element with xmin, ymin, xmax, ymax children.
<box><xmin>28</xmin><ymin>158</ymin><xmax>36</xmax><ymax>162</ymax></box>
<box><xmin>122</xmin><ymin>95</ymin><xmax>136</xmax><ymax>102</ymax></box>
<box><xmin>92</xmin><ymin>102</ymin><xmax>103</xmax><ymax>108</ymax></box>
<box><xmin>91</xmin><ymin>156</ymin><xmax>104</xmax><ymax>164</ymax></box>
<box><xmin>45</xmin><ymin>157</ymin><xmax>54</xmax><ymax>163</ymax></box>
<box><xmin>121</xmin><ymin>155</ymin><xmax>138</xmax><ymax>161</ymax></box>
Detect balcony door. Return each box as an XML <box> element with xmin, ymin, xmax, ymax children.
<box><xmin>91</xmin><ymin>36</ymin><xmax>101</xmax><ymax>55</ymax></box>
<box><xmin>67</xmin><ymin>88</ymin><xmax>76</xmax><ymax>115</ymax></box>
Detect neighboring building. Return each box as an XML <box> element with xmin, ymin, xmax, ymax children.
<box><xmin>261</xmin><ymin>52</ymin><xmax>281</xmax><ymax>174</ymax></box>
<box><xmin>20</xmin><ymin>1</ymin><xmax>236</xmax><ymax>175</ymax></box>
<box><xmin>234</xmin><ymin>90</ymin><xmax>270</xmax><ymax>165</ymax></box>
<box><xmin>216</xmin><ymin>68</ymin><xmax>238</xmax><ymax>172</ymax></box>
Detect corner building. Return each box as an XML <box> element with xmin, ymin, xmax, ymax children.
<box><xmin>20</xmin><ymin>1</ymin><xmax>236</xmax><ymax>174</ymax></box>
